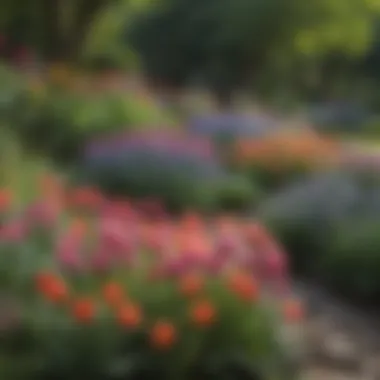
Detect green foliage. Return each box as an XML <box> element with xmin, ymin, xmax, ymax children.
<box><xmin>0</xmin><ymin>0</ymin><xmax>134</xmax><ymax>63</ymax></box>
<box><xmin>9</xmin><ymin>82</ymin><xmax>174</xmax><ymax>163</ymax></box>
<box><xmin>128</xmin><ymin>0</ymin><xmax>378</xmax><ymax>100</ymax></box>
<box><xmin>214</xmin><ymin>175</ymin><xmax>262</xmax><ymax>213</ymax></box>
<box><xmin>259</xmin><ymin>171</ymin><xmax>360</xmax><ymax>273</ymax></box>
<box><xmin>244</xmin><ymin>162</ymin><xmax>312</xmax><ymax>194</ymax></box>
<box><xmin>261</xmin><ymin>170</ymin><xmax>380</xmax><ymax>300</ymax></box>
<box><xmin>322</xmin><ymin>218</ymin><xmax>380</xmax><ymax>300</ymax></box>
<box><xmin>358</xmin><ymin>117</ymin><xmax>380</xmax><ymax>137</ymax></box>
<box><xmin>0</xmin><ymin>65</ymin><xmax>26</xmax><ymax>122</ymax></box>
<box><xmin>76</xmin><ymin>142</ymin><xmax>256</xmax><ymax>214</ymax></box>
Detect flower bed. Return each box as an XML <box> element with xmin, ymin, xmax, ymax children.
<box><xmin>0</xmin><ymin>175</ymin><xmax>303</xmax><ymax>379</ymax></box>
<box><xmin>232</xmin><ymin>131</ymin><xmax>342</xmax><ymax>192</ymax></box>
<box><xmin>78</xmin><ymin>130</ymin><xmax>259</xmax><ymax>213</ymax></box>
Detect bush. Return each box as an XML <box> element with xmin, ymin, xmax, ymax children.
<box><xmin>258</xmin><ymin>171</ymin><xmax>364</xmax><ymax>273</ymax></box>
<box><xmin>321</xmin><ymin>219</ymin><xmax>380</xmax><ymax>301</ymax></box>
<box><xmin>260</xmin><ymin>169</ymin><xmax>380</xmax><ymax>301</ymax></box>
<box><xmin>76</xmin><ymin>131</ymin><xmax>259</xmax><ymax>213</ymax></box>
<box><xmin>215</xmin><ymin>175</ymin><xmax>263</xmax><ymax>213</ymax></box>
<box><xmin>0</xmin><ymin>176</ymin><xmax>303</xmax><ymax>380</ymax></box>
<box><xmin>9</xmin><ymin>77</ymin><xmax>175</xmax><ymax>163</ymax></box>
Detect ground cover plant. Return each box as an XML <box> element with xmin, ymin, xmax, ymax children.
<box><xmin>0</xmin><ymin>174</ymin><xmax>303</xmax><ymax>380</ymax></box>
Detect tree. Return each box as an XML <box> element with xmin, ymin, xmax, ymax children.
<box><xmin>128</xmin><ymin>0</ymin><xmax>379</xmax><ymax>107</ymax></box>
<box><xmin>0</xmin><ymin>0</ymin><xmax>124</xmax><ymax>63</ymax></box>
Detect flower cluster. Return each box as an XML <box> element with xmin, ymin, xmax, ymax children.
<box><xmin>0</xmin><ymin>175</ymin><xmax>303</xmax><ymax>378</ymax></box>
<box><xmin>84</xmin><ymin>130</ymin><xmax>214</xmax><ymax>162</ymax></box>
<box><xmin>234</xmin><ymin>131</ymin><xmax>341</xmax><ymax>168</ymax></box>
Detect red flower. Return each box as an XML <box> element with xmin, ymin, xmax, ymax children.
<box><xmin>72</xmin><ymin>298</ymin><xmax>96</xmax><ymax>323</ymax></box>
<box><xmin>103</xmin><ymin>282</ymin><xmax>125</xmax><ymax>307</ymax></box>
<box><xmin>150</xmin><ymin>321</ymin><xmax>177</xmax><ymax>350</ymax></box>
<box><xmin>117</xmin><ymin>303</ymin><xmax>142</xmax><ymax>328</ymax></box>
<box><xmin>35</xmin><ymin>273</ymin><xmax>68</xmax><ymax>303</ymax></box>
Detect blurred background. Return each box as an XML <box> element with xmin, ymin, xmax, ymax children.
<box><xmin>2</xmin><ymin>0</ymin><xmax>380</xmax><ymax>378</ymax></box>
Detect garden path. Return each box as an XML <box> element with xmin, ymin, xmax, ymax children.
<box><xmin>295</xmin><ymin>282</ymin><xmax>380</xmax><ymax>380</ymax></box>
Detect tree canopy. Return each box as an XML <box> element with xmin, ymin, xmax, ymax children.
<box><xmin>128</xmin><ymin>0</ymin><xmax>379</xmax><ymax>104</ymax></box>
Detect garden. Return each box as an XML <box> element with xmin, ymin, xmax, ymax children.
<box><xmin>2</xmin><ymin>0</ymin><xmax>380</xmax><ymax>379</ymax></box>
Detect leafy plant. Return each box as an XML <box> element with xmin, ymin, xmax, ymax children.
<box><xmin>0</xmin><ymin>176</ymin><xmax>303</xmax><ymax>379</ymax></box>
<box><xmin>8</xmin><ymin>76</ymin><xmax>175</xmax><ymax>163</ymax></box>
<box><xmin>77</xmin><ymin>131</ymin><xmax>257</xmax><ymax>213</ymax></box>
<box><xmin>323</xmin><ymin>219</ymin><xmax>380</xmax><ymax>300</ymax></box>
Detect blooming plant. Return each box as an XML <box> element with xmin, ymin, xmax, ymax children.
<box><xmin>79</xmin><ymin>130</ymin><xmax>257</xmax><ymax>213</ymax></box>
<box><xmin>0</xmin><ymin>175</ymin><xmax>303</xmax><ymax>380</ymax></box>
<box><xmin>232</xmin><ymin>131</ymin><xmax>341</xmax><ymax>191</ymax></box>
<box><xmin>8</xmin><ymin>72</ymin><xmax>175</xmax><ymax>164</ymax></box>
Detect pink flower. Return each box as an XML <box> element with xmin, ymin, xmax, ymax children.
<box><xmin>91</xmin><ymin>250</ymin><xmax>112</xmax><ymax>273</ymax></box>
<box><xmin>26</xmin><ymin>201</ymin><xmax>60</xmax><ymax>227</ymax></box>
<box><xmin>56</xmin><ymin>233</ymin><xmax>83</xmax><ymax>270</ymax></box>
<box><xmin>215</xmin><ymin>236</ymin><xmax>238</xmax><ymax>259</ymax></box>
<box><xmin>262</xmin><ymin>241</ymin><xmax>288</xmax><ymax>278</ymax></box>
<box><xmin>162</xmin><ymin>257</ymin><xmax>189</xmax><ymax>277</ymax></box>
<box><xmin>204</xmin><ymin>254</ymin><xmax>225</xmax><ymax>274</ymax></box>
<box><xmin>0</xmin><ymin>220</ymin><xmax>26</xmax><ymax>242</ymax></box>
<box><xmin>98</xmin><ymin>218</ymin><xmax>133</xmax><ymax>256</ymax></box>
<box><xmin>100</xmin><ymin>200</ymin><xmax>135</xmax><ymax>221</ymax></box>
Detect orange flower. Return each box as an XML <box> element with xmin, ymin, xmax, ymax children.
<box><xmin>0</xmin><ymin>189</ymin><xmax>12</xmax><ymax>211</ymax></box>
<box><xmin>190</xmin><ymin>299</ymin><xmax>216</xmax><ymax>327</ymax></box>
<box><xmin>179</xmin><ymin>274</ymin><xmax>204</xmax><ymax>297</ymax></box>
<box><xmin>283</xmin><ymin>298</ymin><xmax>304</xmax><ymax>323</ymax></box>
<box><xmin>103</xmin><ymin>282</ymin><xmax>124</xmax><ymax>308</ymax></box>
<box><xmin>150</xmin><ymin>321</ymin><xmax>177</xmax><ymax>349</ymax></box>
<box><xmin>117</xmin><ymin>303</ymin><xmax>142</xmax><ymax>328</ymax></box>
<box><xmin>228</xmin><ymin>272</ymin><xmax>259</xmax><ymax>302</ymax></box>
<box><xmin>35</xmin><ymin>272</ymin><xmax>68</xmax><ymax>303</ymax></box>
<box><xmin>72</xmin><ymin>298</ymin><xmax>96</xmax><ymax>323</ymax></box>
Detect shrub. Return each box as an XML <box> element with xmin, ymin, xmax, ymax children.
<box><xmin>215</xmin><ymin>174</ymin><xmax>263</xmax><ymax>213</ymax></box>
<box><xmin>260</xmin><ymin>169</ymin><xmax>380</xmax><ymax>302</ymax></box>
<box><xmin>77</xmin><ymin>131</ymin><xmax>258</xmax><ymax>213</ymax></box>
<box><xmin>322</xmin><ymin>219</ymin><xmax>380</xmax><ymax>301</ymax></box>
<box><xmin>258</xmin><ymin>171</ymin><xmax>364</xmax><ymax>273</ymax></box>
<box><xmin>0</xmin><ymin>176</ymin><xmax>303</xmax><ymax>380</ymax></box>
<box><xmin>9</xmin><ymin>76</ymin><xmax>176</xmax><ymax>163</ymax></box>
